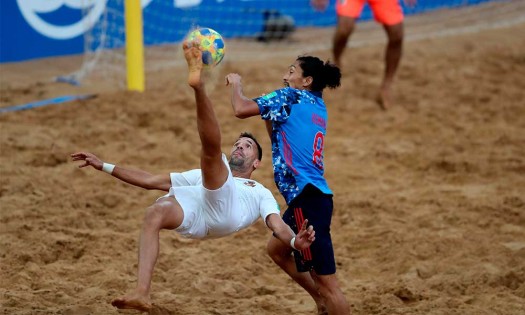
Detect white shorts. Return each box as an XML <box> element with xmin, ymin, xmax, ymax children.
<box><xmin>165</xmin><ymin>156</ymin><xmax>243</xmax><ymax>239</ymax></box>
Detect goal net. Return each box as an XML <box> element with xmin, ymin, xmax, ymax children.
<box><xmin>63</xmin><ymin>0</ymin><xmax>523</xmax><ymax>89</ymax></box>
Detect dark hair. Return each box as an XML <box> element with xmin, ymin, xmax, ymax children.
<box><xmin>296</xmin><ymin>56</ymin><xmax>341</xmax><ymax>92</ymax></box>
<box><xmin>238</xmin><ymin>132</ymin><xmax>263</xmax><ymax>161</ymax></box>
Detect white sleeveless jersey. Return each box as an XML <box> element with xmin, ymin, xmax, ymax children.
<box><xmin>166</xmin><ymin>155</ymin><xmax>280</xmax><ymax>239</ymax></box>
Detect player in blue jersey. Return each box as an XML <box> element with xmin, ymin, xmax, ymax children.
<box><xmin>226</xmin><ymin>56</ymin><xmax>350</xmax><ymax>314</ymax></box>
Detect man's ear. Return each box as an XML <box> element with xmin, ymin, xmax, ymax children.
<box><xmin>253</xmin><ymin>159</ymin><xmax>261</xmax><ymax>170</ymax></box>
<box><xmin>303</xmin><ymin>76</ymin><xmax>313</xmax><ymax>88</ymax></box>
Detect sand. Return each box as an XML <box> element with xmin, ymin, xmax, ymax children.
<box><xmin>1</xmin><ymin>3</ymin><xmax>524</xmax><ymax>314</ymax></box>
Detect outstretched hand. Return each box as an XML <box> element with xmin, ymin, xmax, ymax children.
<box><xmin>71</xmin><ymin>152</ymin><xmax>103</xmax><ymax>171</ymax></box>
<box><xmin>293</xmin><ymin>219</ymin><xmax>316</xmax><ymax>251</ymax></box>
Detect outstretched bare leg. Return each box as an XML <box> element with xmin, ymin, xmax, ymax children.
<box><xmin>182</xmin><ymin>40</ymin><xmax>228</xmax><ymax>191</ymax></box>
<box><xmin>112</xmin><ymin>198</ymin><xmax>183</xmax><ymax>311</ymax></box>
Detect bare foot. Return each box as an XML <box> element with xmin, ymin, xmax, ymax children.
<box><xmin>111</xmin><ymin>292</ymin><xmax>152</xmax><ymax>312</ymax></box>
<box><xmin>376</xmin><ymin>86</ymin><xmax>393</xmax><ymax>110</ymax></box>
<box><xmin>182</xmin><ymin>41</ymin><xmax>203</xmax><ymax>88</ymax></box>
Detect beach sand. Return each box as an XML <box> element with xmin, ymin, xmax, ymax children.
<box><xmin>1</xmin><ymin>4</ymin><xmax>524</xmax><ymax>314</ymax></box>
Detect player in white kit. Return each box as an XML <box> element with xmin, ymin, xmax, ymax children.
<box><xmin>71</xmin><ymin>40</ymin><xmax>316</xmax><ymax>312</ymax></box>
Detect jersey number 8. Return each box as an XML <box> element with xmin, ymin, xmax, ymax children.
<box><xmin>312</xmin><ymin>132</ymin><xmax>325</xmax><ymax>170</ymax></box>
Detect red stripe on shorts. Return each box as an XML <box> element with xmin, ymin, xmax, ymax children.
<box><xmin>294</xmin><ymin>207</ymin><xmax>312</xmax><ymax>260</ymax></box>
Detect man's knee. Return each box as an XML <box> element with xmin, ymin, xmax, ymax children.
<box><xmin>336</xmin><ymin>16</ymin><xmax>355</xmax><ymax>36</ymax></box>
<box><xmin>315</xmin><ymin>274</ymin><xmax>343</xmax><ymax>298</ymax></box>
<box><xmin>385</xmin><ymin>23</ymin><xmax>404</xmax><ymax>44</ymax></box>
<box><xmin>144</xmin><ymin>203</ymin><xmax>166</xmax><ymax>225</ymax></box>
<box><xmin>144</xmin><ymin>198</ymin><xmax>182</xmax><ymax>229</ymax></box>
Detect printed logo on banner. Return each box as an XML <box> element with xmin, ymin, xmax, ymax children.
<box><xmin>17</xmin><ymin>0</ymin><xmax>109</xmax><ymax>40</ymax></box>
<box><xmin>16</xmin><ymin>0</ymin><xmax>254</xmax><ymax>40</ymax></box>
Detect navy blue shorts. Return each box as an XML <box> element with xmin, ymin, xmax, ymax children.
<box><xmin>282</xmin><ymin>184</ymin><xmax>336</xmax><ymax>275</ymax></box>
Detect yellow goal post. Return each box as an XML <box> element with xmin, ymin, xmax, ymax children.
<box><xmin>125</xmin><ymin>0</ymin><xmax>145</xmax><ymax>92</ymax></box>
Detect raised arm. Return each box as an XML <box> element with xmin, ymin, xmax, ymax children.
<box><xmin>71</xmin><ymin>152</ymin><xmax>171</xmax><ymax>191</ymax></box>
<box><xmin>225</xmin><ymin>73</ymin><xmax>261</xmax><ymax>119</ymax></box>
<box><xmin>266</xmin><ymin>214</ymin><xmax>316</xmax><ymax>251</ymax></box>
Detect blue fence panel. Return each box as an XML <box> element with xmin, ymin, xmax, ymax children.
<box><xmin>0</xmin><ymin>0</ymin><xmax>499</xmax><ymax>63</ymax></box>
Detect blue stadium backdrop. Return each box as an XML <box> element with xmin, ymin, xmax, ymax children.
<box><xmin>1</xmin><ymin>0</ymin><xmax>497</xmax><ymax>63</ymax></box>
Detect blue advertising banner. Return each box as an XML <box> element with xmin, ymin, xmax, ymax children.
<box><xmin>0</xmin><ymin>0</ymin><xmax>497</xmax><ymax>64</ymax></box>
<box><xmin>1</xmin><ymin>1</ymin><xmax>87</xmax><ymax>63</ymax></box>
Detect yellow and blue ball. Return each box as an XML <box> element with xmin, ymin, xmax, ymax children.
<box><xmin>185</xmin><ymin>27</ymin><xmax>225</xmax><ymax>67</ymax></box>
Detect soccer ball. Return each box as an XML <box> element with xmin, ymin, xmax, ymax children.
<box><xmin>185</xmin><ymin>27</ymin><xmax>225</xmax><ymax>67</ymax></box>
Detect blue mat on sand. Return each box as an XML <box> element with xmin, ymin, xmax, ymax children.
<box><xmin>0</xmin><ymin>94</ymin><xmax>95</xmax><ymax>114</ymax></box>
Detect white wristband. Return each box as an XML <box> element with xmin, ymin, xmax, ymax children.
<box><xmin>102</xmin><ymin>163</ymin><xmax>115</xmax><ymax>174</ymax></box>
<box><xmin>290</xmin><ymin>236</ymin><xmax>297</xmax><ymax>250</ymax></box>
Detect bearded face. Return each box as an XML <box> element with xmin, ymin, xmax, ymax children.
<box><xmin>228</xmin><ymin>137</ymin><xmax>260</xmax><ymax>173</ymax></box>
<box><xmin>229</xmin><ymin>154</ymin><xmax>245</xmax><ymax>168</ymax></box>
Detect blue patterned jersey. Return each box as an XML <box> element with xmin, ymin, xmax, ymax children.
<box><xmin>255</xmin><ymin>87</ymin><xmax>332</xmax><ymax>204</ymax></box>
